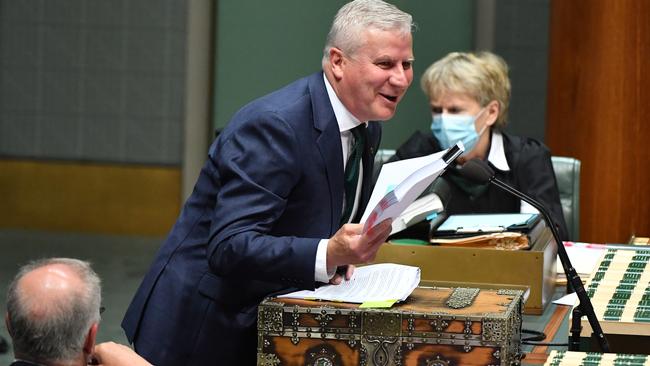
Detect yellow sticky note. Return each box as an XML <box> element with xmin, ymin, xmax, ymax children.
<box><xmin>359</xmin><ymin>299</ymin><xmax>397</xmax><ymax>308</ymax></box>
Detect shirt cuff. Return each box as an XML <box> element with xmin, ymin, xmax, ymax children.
<box><xmin>315</xmin><ymin>239</ymin><xmax>336</xmax><ymax>282</ymax></box>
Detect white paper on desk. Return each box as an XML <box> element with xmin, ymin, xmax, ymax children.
<box><xmin>361</xmin><ymin>147</ymin><xmax>460</xmax><ymax>234</ymax></box>
<box><xmin>557</xmin><ymin>242</ymin><xmax>607</xmax><ymax>278</ymax></box>
<box><xmin>278</xmin><ymin>263</ymin><xmax>421</xmax><ymax>303</ymax></box>
<box><xmin>553</xmin><ymin>292</ymin><xmax>578</xmax><ymax>306</ymax></box>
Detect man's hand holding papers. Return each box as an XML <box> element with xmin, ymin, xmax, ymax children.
<box><xmin>323</xmin><ymin>144</ymin><xmax>461</xmax><ymax>291</ymax></box>
<box><xmin>326</xmin><ymin>219</ymin><xmax>393</xmax><ymax>284</ymax></box>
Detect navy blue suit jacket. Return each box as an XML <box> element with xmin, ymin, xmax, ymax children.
<box><xmin>122</xmin><ymin>72</ymin><xmax>381</xmax><ymax>365</ymax></box>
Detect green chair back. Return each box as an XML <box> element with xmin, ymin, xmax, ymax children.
<box><xmin>551</xmin><ymin>156</ymin><xmax>581</xmax><ymax>241</ymax></box>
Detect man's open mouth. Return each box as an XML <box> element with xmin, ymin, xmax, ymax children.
<box><xmin>380</xmin><ymin>93</ymin><xmax>397</xmax><ymax>102</ymax></box>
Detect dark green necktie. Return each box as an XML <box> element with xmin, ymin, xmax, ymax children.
<box><xmin>340</xmin><ymin>124</ymin><xmax>366</xmax><ymax>225</ymax></box>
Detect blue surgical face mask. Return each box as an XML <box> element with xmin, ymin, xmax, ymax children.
<box><xmin>430</xmin><ymin>108</ymin><xmax>487</xmax><ymax>151</ymax></box>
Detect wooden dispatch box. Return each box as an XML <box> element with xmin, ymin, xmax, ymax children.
<box><xmin>257</xmin><ymin>286</ymin><xmax>524</xmax><ymax>366</ymax></box>
<box><xmin>371</xmin><ymin>225</ymin><xmax>557</xmax><ymax>315</ymax></box>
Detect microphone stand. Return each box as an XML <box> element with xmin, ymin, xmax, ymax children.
<box><xmin>489</xmin><ymin>177</ymin><xmax>610</xmax><ymax>352</ymax></box>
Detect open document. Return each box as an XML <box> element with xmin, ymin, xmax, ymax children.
<box><xmin>278</xmin><ymin>263</ymin><xmax>421</xmax><ymax>303</ymax></box>
<box><xmin>361</xmin><ymin>142</ymin><xmax>464</xmax><ymax>234</ymax></box>
<box><xmin>556</xmin><ymin>242</ymin><xmax>607</xmax><ymax>284</ymax></box>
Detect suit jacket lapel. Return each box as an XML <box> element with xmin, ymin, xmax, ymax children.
<box><xmin>309</xmin><ymin>73</ymin><xmax>344</xmax><ymax>234</ymax></box>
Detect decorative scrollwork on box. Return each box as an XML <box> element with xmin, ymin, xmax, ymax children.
<box><xmin>394</xmin><ymin>345</ymin><xmax>403</xmax><ymax>366</ymax></box>
<box><xmin>315</xmin><ymin>310</ymin><xmax>333</xmax><ymax>329</ymax></box>
<box><xmin>446</xmin><ymin>287</ymin><xmax>480</xmax><ymax>309</ymax></box>
<box><xmin>349</xmin><ymin>311</ymin><xmax>358</xmax><ymax>329</ymax></box>
<box><xmin>482</xmin><ymin>318</ymin><xmax>506</xmax><ymax>343</ymax></box>
<box><xmin>463</xmin><ymin>342</ymin><xmax>472</xmax><ymax>353</ymax></box>
<box><xmin>425</xmin><ymin>354</ymin><xmax>451</xmax><ymax>366</ymax></box>
<box><xmin>305</xmin><ymin>343</ymin><xmax>341</xmax><ymax>366</ymax></box>
<box><xmin>497</xmin><ymin>289</ymin><xmax>523</xmax><ymax>297</ymax></box>
<box><xmin>259</xmin><ymin>306</ymin><xmax>283</xmax><ymax>333</ymax></box>
<box><xmin>430</xmin><ymin>316</ymin><xmax>449</xmax><ymax>332</ymax></box>
<box><xmin>431</xmin><ymin>311</ymin><xmax>451</xmax><ymax>317</ymax></box>
<box><xmin>407</xmin><ymin>314</ymin><xmax>415</xmax><ymax>333</ymax></box>
<box><xmin>257</xmin><ymin>353</ymin><xmax>281</xmax><ymax>366</ymax></box>
<box><xmin>363</xmin><ymin>336</ymin><xmax>399</xmax><ymax>366</ymax></box>
<box><xmin>464</xmin><ymin>319</ymin><xmax>473</xmax><ymax>338</ymax></box>
<box><xmin>291</xmin><ymin>311</ymin><xmax>300</xmax><ymax>330</ymax></box>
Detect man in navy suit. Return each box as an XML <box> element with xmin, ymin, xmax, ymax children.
<box><xmin>122</xmin><ymin>0</ymin><xmax>415</xmax><ymax>364</ymax></box>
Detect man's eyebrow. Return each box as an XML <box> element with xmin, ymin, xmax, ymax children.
<box><xmin>373</xmin><ymin>56</ymin><xmax>415</xmax><ymax>62</ymax></box>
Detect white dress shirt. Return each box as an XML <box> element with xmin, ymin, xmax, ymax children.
<box><xmin>487</xmin><ymin>131</ymin><xmax>537</xmax><ymax>214</ymax></box>
<box><xmin>313</xmin><ymin>74</ymin><xmax>366</xmax><ymax>283</ymax></box>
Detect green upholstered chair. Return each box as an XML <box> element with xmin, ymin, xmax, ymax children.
<box><xmin>551</xmin><ymin>156</ymin><xmax>581</xmax><ymax>241</ymax></box>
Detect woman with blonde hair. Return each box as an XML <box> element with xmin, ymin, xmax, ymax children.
<box><xmin>390</xmin><ymin>51</ymin><xmax>568</xmax><ymax>240</ymax></box>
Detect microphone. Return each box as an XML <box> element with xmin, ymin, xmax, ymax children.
<box><xmin>459</xmin><ymin>158</ymin><xmax>609</xmax><ymax>352</ymax></box>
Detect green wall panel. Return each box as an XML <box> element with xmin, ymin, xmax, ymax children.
<box><xmin>213</xmin><ymin>0</ymin><xmax>474</xmax><ymax>149</ymax></box>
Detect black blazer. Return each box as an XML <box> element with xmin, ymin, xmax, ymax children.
<box><xmin>390</xmin><ymin>130</ymin><xmax>569</xmax><ymax>240</ymax></box>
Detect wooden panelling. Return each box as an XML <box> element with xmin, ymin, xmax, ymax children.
<box><xmin>546</xmin><ymin>0</ymin><xmax>650</xmax><ymax>243</ymax></box>
<box><xmin>0</xmin><ymin>160</ymin><xmax>181</xmax><ymax>235</ymax></box>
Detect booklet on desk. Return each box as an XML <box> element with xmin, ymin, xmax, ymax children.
<box><xmin>277</xmin><ymin>263</ymin><xmax>421</xmax><ymax>303</ymax></box>
<box><xmin>361</xmin><ymin>142</ymin><xmax>464</xmax><ymax>234</ymax></box>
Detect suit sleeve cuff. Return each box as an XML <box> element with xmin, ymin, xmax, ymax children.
<box><xmin>315</xmin><ymin>239</ymin><xmax>336</xmax><ymax>282</ymax></box>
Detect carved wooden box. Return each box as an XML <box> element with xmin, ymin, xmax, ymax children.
<box><xmin>257</xmin><ymin>287</ymin><xmax>524</xmax><ymax>366</ymax></box>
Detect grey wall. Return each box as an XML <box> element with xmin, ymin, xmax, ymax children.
<box><xmin>0</xmin><ymin>0</ymin><xmax>188</xmax><ymax>165</ymax></box>
<box><xmin>0</xmin><ymin>0</ymin><xmax>551</xmax><ymax>164</ymax></box>
<box><xmin>212</xmin><ymin>1</ymin><xmax>475</xmax><ymax>149</ymax></box>
<box><xmin>493</xmin><ymin>0</ymin><xmax>550</xmax><ymax>142</ymax></box>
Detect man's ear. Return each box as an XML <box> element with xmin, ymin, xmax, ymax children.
<box><xmin>83</xmin><ymin>322</ymin><xmax>99</xmax><ymax>355</ymax></box>
<box><xmin>328</xmin><ymin>47</ymin><xmax>346</xmax><ymax>80</ymax></box>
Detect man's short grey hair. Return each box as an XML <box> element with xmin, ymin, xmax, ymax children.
<box><xmin>322</xmin><ymin>0</ymin><xmax>414</xmax><ymax>66</ymax></box>
<box><xmin>6</xmin><ymin>257</ymin><xmax>102</xmax><ymax>364</ymax></box>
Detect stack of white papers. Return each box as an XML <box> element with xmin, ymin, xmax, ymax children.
<box><xmin>361</xmin><ymin>145</ymin><xmax>462</xmax><ymax>234</ymax></box>
<box><xmin>278</xmin><ymin>263</ymin><xmax>421</xmax><ymax>303</ymax></box>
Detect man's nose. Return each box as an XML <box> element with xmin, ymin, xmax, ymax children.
<box><xmin>390</xmin><ymin>66</ymin><xmax>411</xmax><ymax>88</ymax></box>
